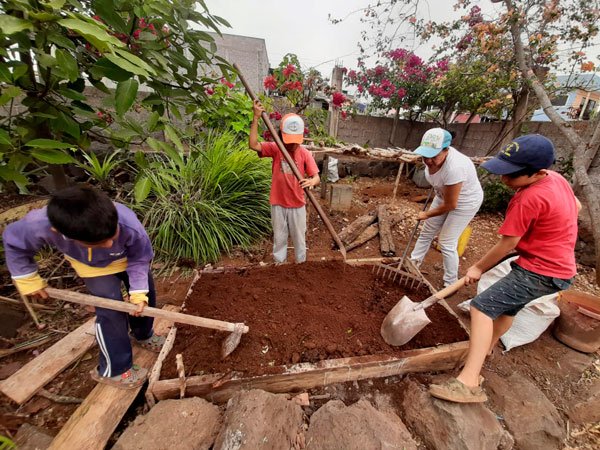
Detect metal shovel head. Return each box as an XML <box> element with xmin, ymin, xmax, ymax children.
<box><xmin>380</xmin><ymin>295</ymin><xmax>432</xmax><ymax>346</ymax></box>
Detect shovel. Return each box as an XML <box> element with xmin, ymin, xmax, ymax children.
<box><xmin>45</xmin><ymin>287</ymin><xmax>248</xmax><ymax>358</ymax></box>
<box><xmin>381</xmin><ymin>277</ymin><xmax>466</xmax><ymax>346</ymax></box>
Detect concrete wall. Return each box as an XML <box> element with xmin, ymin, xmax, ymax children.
<box><xmin>336</xmin><ymin>115</ymin><xmax>595</xmax><ymax>161</ymax></box>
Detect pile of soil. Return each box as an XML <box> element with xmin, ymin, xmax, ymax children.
<box><xmin>161</xmin><ymin>261</ymin><xmax>468</xmax><ymax>379</ymax></box>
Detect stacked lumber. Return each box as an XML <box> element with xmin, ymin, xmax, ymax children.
<box><xmin>336</xmin><ymin>205</ymin><xmax>400</xmax><ymax>255</ymax></box>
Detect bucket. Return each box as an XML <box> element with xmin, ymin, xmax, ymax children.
<box><xmin>553</xmin><ymin>290</ymin><xmax>600</xmax><ymax>353</ymax></box>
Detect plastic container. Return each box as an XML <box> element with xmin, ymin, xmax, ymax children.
<box><xmin>553</xmin><ymin>290</ymin><xmax>600</xmax><ymax>353</ymax></box>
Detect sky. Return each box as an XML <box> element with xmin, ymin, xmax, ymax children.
<box><xmin>203</xmin><ymin>1</ymin><xmax>599</xmax><ymax>82</ymax></box>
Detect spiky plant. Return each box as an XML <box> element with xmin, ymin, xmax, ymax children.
<box><xmin>133</xmin><ymin>130</ymin><xmax>272</xmax><ymax>263</ymax></box>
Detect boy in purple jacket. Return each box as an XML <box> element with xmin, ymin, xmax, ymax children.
<box><xmin>3</xmin><ymin>185</ymin><xmax>163</xmax><ymax>389</ymax></box>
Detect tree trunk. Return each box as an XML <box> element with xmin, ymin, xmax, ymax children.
<box><xmin>338</xmin><ymin>210</ymin><xmax>377</xmax><ymax>246</ymax></box>
<box><xmin>346</xmin><ymin>224</ymin><xmax>379</xmax><ymax>252</ymax></box>
<box><xmin>389</xmin><ymin>108</ymin><xmax>400</xmax><ymax>146</ymax></box>
<box><xmin>377</xmin><ymin>205</ymin><xmax>396</xmax><ymax>256</ymax></box>
<box><xmin>507</xmin><ymin>0</ymin><xmax>600</xmax><ymax>284</ymax></box>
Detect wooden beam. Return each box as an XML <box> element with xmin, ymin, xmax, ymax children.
<box><xmin>0</xmin><ymin>318</ymin><xmax>96</xmax><ymax>405</ymax></box>
<box><xmin>338</xmin><ymin>210</ymin><xmax>377</xmax><ymax>246</ymax></box>
<box><xmin>151</xmin><ymin>341</ymin><xmax>469</xmax><ymax>403</ymax></box>
<box><xmin>346</xmin><ymin>223</ymin><xmax>379</xmax><ymax>252</ymax></box>
<box><xmin>48</xmin><ymin>347</ymin><xmax>156</xmax><ymax>450</ymax></box>
<box><xmin>377</xmin><ymin>205</ymin><xmax>396</xmax><ymax>257</ymax></box>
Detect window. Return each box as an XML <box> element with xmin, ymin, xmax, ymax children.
<box><xmin>551</xmin><ymin>95</ymin><xmax>568</xmax><ymax>106</ymax></box>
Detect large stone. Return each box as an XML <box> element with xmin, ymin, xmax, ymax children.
<box><xmin>306</xmin><ymin>399</ymin><xmax>417</xmax><ymax>450</ymax></box>
<box><xmin>567</xmin><ymin>379</ymin><xmax>600</xmax><ymax>424</ymax></box>
<box><xmin>114</xmin><ymin>397</ymin><xmax>221</xmax><ymax>450</ymax></box>
<box><xmin>213</xmin><ymin>389</ymin><xmax>304</xmax><ymax>450</ymax></box>
<box><xmin>400</xmin><ymin>378</ymin><xmax>513</xmax><ymax>450</ymax></box>
<box><xmin>485</xmin><ymin>371</ymin><xmax>565</xmax><ymax>450</ymax></box>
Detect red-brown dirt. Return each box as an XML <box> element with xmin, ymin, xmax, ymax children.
<box><xmin>161</xmin><ymin>261</ymin><xmax>468</xmax><ymax>379</ymax></box>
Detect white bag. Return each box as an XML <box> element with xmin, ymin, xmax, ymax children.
<box><xmin>327</xmin><ymin>157</ymin><xmax>339</xmax><ymax>183</ymax></box>
<box><xmin>457</xmin><ymin>257</ymin><xmax>560</xmax><ymax>351</ymax></box>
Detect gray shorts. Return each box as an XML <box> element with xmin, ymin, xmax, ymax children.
<box><xmin>471</xmin><ymin>262</ymin><xmax>573</xmax><ymax>320</ymax></box>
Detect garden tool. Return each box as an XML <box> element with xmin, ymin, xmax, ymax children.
<box><xmin>373</xmin><ymin>187</ymin><xmax>434</xmax><ymax>287</ymax></box>
<box><xmin>233</xmin><ymin>63</ymin><xmax>347</xmax><ymax>260</ymax></box>
<box><xmin>45</xmin><ymin>288</ymin><xmax>248</xmax><ymax>358</ymax></box>
<box><xmin>381</xmin><ymin>277</ymin><xmax>466</xmax><ymax>346</ymax></box>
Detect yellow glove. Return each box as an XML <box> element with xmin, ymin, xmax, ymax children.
<box><xmin>13</xmin><ymin>273</ymin><xmax>47</xmax><ymax>296</ymax></box>
<box><xmin>128</xmin><ymin>292</ymin><xmax>149</xmax><ymax>305</ymax></box>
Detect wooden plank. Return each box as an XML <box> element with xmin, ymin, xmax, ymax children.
<box><xmin>346</xmin><ymin>223</ymin><xmax>379</xmax><ymax>252</ymax></box>
<box><xmin>48</xmin><ymin>347</ymin><xmax>156</xmax><ymax>450</ymax></box>
<box><xmin>377</xmin><ymin>205</ymin><xmax>396</xmax><ymax>257</ymax></box>
<box><xmin>338</xmin><ymin>210</ymin><xmax>377</xmax><ymax>246</ymax></box>
<box><xmin>152</xmin><ymin>341</ymin><xmax>469</xmax><ymax>403</ymax></box>
<box><xmin>0</xmin><ymin>318</ymin><xmax>96</xmax><ymax>404</ymax></box>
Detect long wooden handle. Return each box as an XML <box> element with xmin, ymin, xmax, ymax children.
<box><xmin>45</xmin><ymin>288</ymin><xmax>249</xmax><ymax>334</ymax></box>
<box><xmin>233</xmin><ymin>63</ymin><xmax>347</xmax><ymax>259</ymax></box>
<box><xmin>418</xmin><ymin>277</ymin><xmax>467</xmax><ymax>310</ymax></box>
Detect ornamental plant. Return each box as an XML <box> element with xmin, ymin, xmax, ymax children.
<box><xmin>0</xmin><ymin>0</ymin><xmax>232</xmax><ymax>192</ymax></box>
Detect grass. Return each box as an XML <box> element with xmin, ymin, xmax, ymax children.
<box><xmin>133</xmin><ymin>130</ymin><xmax>272</xmax><ymax>264</ymax></box>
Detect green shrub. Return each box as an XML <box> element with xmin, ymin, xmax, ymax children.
<box><xmin>480</xmin><ymin>177</ymin><xmax>514</xmax><ymax>213</ymax></box>
<box><xmin>132</xmin><ymin>130</ymin><xmax>272</xmax><ymax>263</ymax></box>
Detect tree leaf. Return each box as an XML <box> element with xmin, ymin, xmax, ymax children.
<box><xmin>146</xmin><ymin>111</ymin><xmax>160</xmax><ymax>132</ymax></box>
<box><xmin>0</xmin><ymin>165</ymin><xmax>29</xmax><ymax>184</ymax></box>
<box><xmin>58</xmin><ymin>18</ymin><xmax>124</xmax><ymax>51</ymax></box>
<box><xmin>0</xmin><ymin>86</ymin><xmax>22</xmax><ymax>106</ymax></box>
<box><xmin>115</xmin><ymin>78</ymin><xmax>139</xmax><ymax>117</ymax></box>
<box><xmin>114</xmin><ymin>48</ymin><xmax>156</xmax><ymax>76</ymax></box>
<box><xmin>92</xmin><ymin>0</ymin><xmax>128</xmax><ymax>34</ymax></box>
<box><xmin>90</xmin><ymin>58</ymin><xmax>132</xmax><ymax>82</ymax></box>
<box><xmin>31</xmin><ymin>149</ymin><xmax>76</xmax><ymax>164</ymax></box>
<box><xmin>164</xmin><ymin>124</ymin><xmax>184</xmax><ymax>152</ymax></box>
<box><xmin>0</xmin><ymin>128</ymin><xmax>12</xmax><ymax>145</ymax></box>
<box><xmin>134</xmin><ymin>176</ymin><xmax>152</xmax><ymax>202</ymax></box>
<box><xmin>55</xmin><ymin>49</ymin><xmax>79</xmax><ymax>82</ymax></box>
<box><xmin>0</xmin><ymin>15</ymin><xmax>33</xmax><ymax>35</ymax></box>
<box><xmin>25</xmin><ymin>139</ymin><xmax>75</xmax><ymax>149</ymax></box>
<box><xmin>105</xmin><ymin>53</ymin><xmax>150</xmax><ymax>78</ymax></box>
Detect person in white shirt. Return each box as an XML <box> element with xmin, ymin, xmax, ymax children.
<box><xmin>410</xmin><ymin>128</ymin><xmax>483</xmax><ymax>287</ymax></box>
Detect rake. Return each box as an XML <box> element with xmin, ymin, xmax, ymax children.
<box><xmin>373</xmin><ymin>187</ymin><xmax>434</xmax><ymax>289</ymax></box>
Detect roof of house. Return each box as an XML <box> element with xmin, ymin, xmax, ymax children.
<box><xmin>555</xmin><ymin>73</ymin><xmax>600</xmax><ymax>92</ymax></box>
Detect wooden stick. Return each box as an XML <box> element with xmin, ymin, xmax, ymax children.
<box><xmin>234</xmin><ymin>63</ymin><xmax>347</xmax><ymax>259</ymax></box>
<box><xmin>45</xmin><ymin>288</ymin><xmax>248</xmax><ymax>334</ymax></box>
<box><xmin>392</xmin><ymin>162</ymin><xmax>405</xmax><ymax>200</ymax></box>
<box><xmin>0</xmin><ymin>295</ymin><xmax>54</xmax><ymax>310</ymax></box>
<box><xmin>338</xmin><ymin>210</ymin><xmax>377</xmax><ymax>246</ymax></box>
<box><xmin>38</xmin><ymin>389</ymin><xmax>83</xmax><ymax>404</ymax></box>
<box><xmin>377</xmin><ymin>205</ymin><xmax>396</xmax><ymax>257</ymax></box>
<box><xmin>320</xmin><ymin>154</ymin><xmax>330</xmax><ymax>200</ymax></box>
<box><xmin>20</xmin><ymin>294</ymin><xmax>45</xmax><ymax>329</ymax></box>
<box><xmin>0</xmin><ymin>333</ymin><xmax>55</xmax><ymax>359</ymax></box>
<box><xmin>346</xmin><ymin>224</ymin><xmax>379</xmax><ymax>252</ymax></box>
<box><xmin>146</xmin><ymin>325</ymin><xmax>177</xmax><ymax>408</ymax></box>
<box><xmin>176</xmin><ymin>353</ymin><xmax>186</xmax><ymax>399</ymax></box>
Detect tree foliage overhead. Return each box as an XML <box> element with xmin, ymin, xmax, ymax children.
<box><xmin>0</xmin><ymin>0</ymin><xmax>233</xmax><ymax>190</ymax></box>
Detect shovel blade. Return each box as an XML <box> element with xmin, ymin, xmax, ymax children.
<box><xmin>380</xmin><ymin>296</ymin><xmax>432</xmax><ymax>346</ymax></box>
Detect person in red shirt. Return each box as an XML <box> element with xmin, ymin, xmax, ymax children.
<box><xmin>249</xmin><ymin>100</ymin><xmax>320</xmax><ymax>263</ymax></box>
<box><xmin>430</xmin><ymin>134</ymin><xmax>581</xmax><ymax>403</ymax></box>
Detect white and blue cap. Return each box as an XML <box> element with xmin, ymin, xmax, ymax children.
<box><xmin>414</xmin><ymin>128</ymin><xmax>452</xmax><ymax>158</ymax></box>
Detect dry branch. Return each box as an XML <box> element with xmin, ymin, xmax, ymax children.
<box><xmin>377</xmin><ymin>205</ymin><xmax>396</xmax><ymax>257</ymax></box>
<box><xmin>338</xmin><ymin>210</ymin><xmax>377</xmax><ymax>246</ymax></box>
<box><xmin>346</xmin><ymin>224</ymin><xmax>379</xmax><ymax>252</ymax></box>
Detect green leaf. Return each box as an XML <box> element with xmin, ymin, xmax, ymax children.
<box><xmin>0</xmin><ymin>64</ymin><xmax>11</xmax><ymax>83</ymax></box>
<box><xmin>0</xmin><ymin>165</ymin><xmax>28</xmax><ymax>184</ymax></box>
<box><xmin>105</xmin><ymin>53</ymin><xmax>150</xmax><ymax>78</ymax></box>
<box><xmin>57</xmin><ymin>87</ymin><xmax>86</xmax><ymax>101</ymax></box>
<box><xmin>31</xmin><ymin>149</ymin><xmax>76</xmax><ymax>164</ymax></box>
<box><xmin>26</xmin><ymin>139</ymin><xmax>74</xmax><ymax>149</ymax></box>
<box><xmin>90</xmin><ymin>58</ymin><xmax>132</xmax><ymax>82</ymax></box>
<box><xmin>58</xmin><ymin>18</ymin><xmax>124</xmax><ymax>52</ymax></box>
<box><xmin>164</xmin><ymin>124</ymin><xmax>184</xmax><ymax>152</ymax></box>
<box><xmin>29</xmin><ymin>12</ymin><xmax>60</xmax><ymax>21</ymax></box>
<box><xmin>114</xmin><ymin>48</ymin><xmax>156</xmax><ymax>76</ymax></box>
<box><xmin>0</xmin><ymin>15</ymin><xmax>33</xmax><ymax>34</ymax></box>
<box><xmin>115</xmin><ymin>78</ymin><xmax>139</xmax><ymax>117</ymax></box>
<box><xmin>0</xmin><ymin>128</ymin><xmax>12</xmax><ymax>145</ymax></box>
<box><xmin>11</xmin><ymin>64</ymin><xmax>28</xmax><ymax>82</ymax></box>
<box><xmin>0</xmin><ymin>86</ymin><xmax>22</xmax><ymax>106</ymax></box>
<box><xmin>44</xmin><ymin>0</ymin><xmax>67</xmax><ymax>8</ymax></box>
<box><xmin>55</xmin><ymin>49</ymin><xmax>79</xmax><ymax>82</ymax></box>
<box><xmin>146</xmin><ymin>111</ymin><xmax>160</xmax><ymax>132</ymax></box>
<box><xmin>134</xmin><ymin>176</ymin><xmax>152</xmax><ymax>202</ymax></box>
<box><xmin>48</xmin><ymin>32</ymin><xmax>76</xmax><ymax>50</ymax></box>
<box><xmin>92</xmin><ymin>0</ymin><xmax>128</xmax><ymax>34</ymax></box>
<box><xmin>54</xmin><ymin>112</ymin><xmax>80</xmax><ymax>139</ymax></box>
<box><xmin>134</xmin><ymin>150</ymin><xmax>148</xmax><ymax>169</ymax></box>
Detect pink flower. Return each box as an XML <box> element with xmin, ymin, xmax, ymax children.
<box><xmin>357</xmin><ymin>85</ymin><xmax>364</xmax><ymax>93</ymax></box>
<box><xmin>409</xmin><ymin>16</ymin><xmax>417</xmax><ymax>24</ymax></box>
<box><xmin>332</xmin><ymin>91</ymin><xmax>346</xmax><ymax>108</ymax></box>
<box><xmin>397</xmin><ymin>88</ymin><xmax>407</xmax><ymax>99</ymax></box>
<box><xmin>133</xmin><ymin>29</ymin><xmax>141</xmax><ymax>39</ymax></box>
<box><xmin>303</xmin><ymin>127</ymin><xmax>310</xmax><ymax>137</ymax></box>
<box><xmin>263</xmin><ymin>75</ymin><xmax>277</xmax><ymax>90</ymax></box>
<box><xmin>283</xmin><ymin>64</ymin><xmax>296</xmax><ymax>78</ymax></box>
<box><xmin>374</xmin><ymin>65</ymin><xmax>386</xmax><ymax>76</ymax></box>
<box><xmin>262</xmin><ymin>130</ymin><xmax>273</xmax><ymax>141</ymax></box>
<box><xmin>220</xmin><ymin>78</ymin><xmax>234</xmax><ymax>88</ymax></box>
<box><xmin>340</xmin><ymin>110</ymin><xmax>348</xmax><ymax>120</ymax></box>
<box><xmin>269</xmin><ymin>111</ymin><xmax>282</xmax><ymax>120</ymax></box>
<box><xmin>347</xmin><ymin>70</ymin><xmax>357</xmax><ymax>80</ymax></box>
<box><xmin>206</xmin><ymin>88</ymin><xmax>214</xmax><ymax>95</ymax></box>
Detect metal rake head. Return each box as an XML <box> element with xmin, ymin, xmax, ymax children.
<box><xmin>372</xmin><ymin>263</ymin><xmax>425</xmax><ymax>289</ymax></box>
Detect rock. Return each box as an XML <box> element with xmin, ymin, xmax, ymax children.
<box><xmin>485</xmin><ymin>372</ymin><xmax>564</xmax><ymax>450</ymax></box>
<box><xmin>213</xmin><ymin>389</ymin><xmax>304</xmax><ymax>450</ymax></box>
<box><xmin>400</xmin><ymin>378</ymin><xmax>513</xmax><ymax>450</ymax></box>
<box><xmin>14</xmin><ymin>423</ymin><xmax>55</xmax><ymax>450</ymax></box>
<box><xmin>567</xmin><ymin>379</ymin><xmax>600</xmax><ymax>424</ymax></box>
<box><xmin>306</xmin><ymin>399</ymin><xmax>417</xmax><ymax>450</ymax></box>
<box><xmin>114</xmin><ymin>397</ymin><xmax>221</xmax><ymax>450</ymax></box>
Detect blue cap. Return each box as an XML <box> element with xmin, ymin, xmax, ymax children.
<box><xmin>481</xmin><ymin>134</ymin><xmax>555</xmax><ymax>175</ymax></box>
<box><xmin>414</xmin><ymin>128</ymin><xmax>452</xmax><ymax>158</ymax></box>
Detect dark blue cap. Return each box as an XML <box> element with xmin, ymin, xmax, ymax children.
<box><xmin>481</xmin><ymin>134</ymin><xmax>555</xmax><ymax>175</ymax></box>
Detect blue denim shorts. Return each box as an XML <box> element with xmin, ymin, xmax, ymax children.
<box><xmin>471</xmin><ymin>262</ymin><xmax>573</xmax><ymax>320</ymax></box>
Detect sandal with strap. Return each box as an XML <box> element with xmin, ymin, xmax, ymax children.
<box><xmin>429</xmin><ymin>377</ymin><xmax>487</xmax><ymax>403</ymax></box>
<box><xmin>90</xmin><ymin>364</ymin><xmax>148</xmax><ymax>389</ymax></box>
<box><xmin>133</xmin><ymin>334</ymin><xmax>166</xmax><ymax>353</ymax></box>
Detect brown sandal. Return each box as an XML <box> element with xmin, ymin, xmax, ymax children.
<box><xmin>90</xmin><ymin>364</ymin><xmax>148</xmax><ymax>389</ymax></box>
<box><xmin>429</xmin><ymin>377</ymin><xmax>487</xmax><ymax>403</ymax></box>
<box><xmin>133</xmin><ymin>334</ymin><xmax>166</xmax><ymax>353</ymax></box>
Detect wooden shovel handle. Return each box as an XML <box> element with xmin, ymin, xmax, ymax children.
<box><xmin>45</xmin><ymin>288</ymin><xmax>249</xmax><ymax>334</ymax></box>
<box><xmin>419</xmin><ymin>277</ymin><xmax>467</xmax><ymax>310</ymax></box>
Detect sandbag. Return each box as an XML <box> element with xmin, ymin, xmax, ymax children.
<box><xmin>327</xmin><ymin>157</ymin><xmax>339</xmax><ymax>183</ymax></box>
<box><xmin>458</xmin><ymin>257</ymin><xmax>560</xmax><ymax>351</ymax></box>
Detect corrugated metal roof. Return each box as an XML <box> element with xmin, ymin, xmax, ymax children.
<box><xmin>555</xmin><ymin>73</ymin><xmax>600</xmax><ymax>92</ymax></box>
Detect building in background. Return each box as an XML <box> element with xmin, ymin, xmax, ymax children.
<box><xmin>207</xmin><ymin>32</ymin><xmax>269</xmax><ymax>94</ymax></box>
<box><xmin>532</xmin><ymin>73</ymin><xmax>600</xmax><ymax>121</ymax></box>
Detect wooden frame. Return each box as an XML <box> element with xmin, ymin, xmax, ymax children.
<box><xmin>147</xmin><ymin>262</ymin><xmax>470</xmax><ymax>404</ymax></box>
